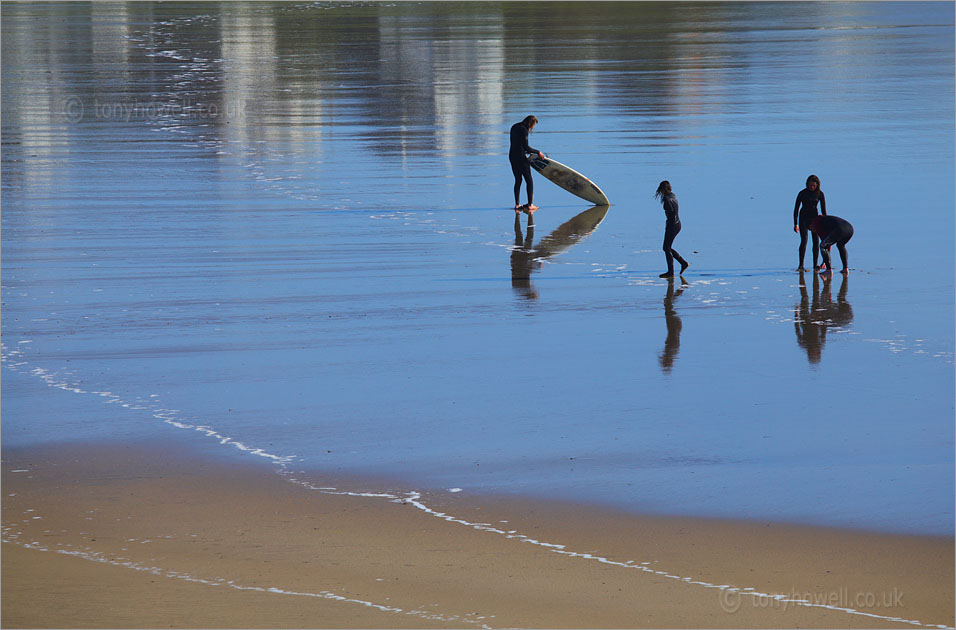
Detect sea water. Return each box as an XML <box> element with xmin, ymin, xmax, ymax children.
<box><xmin>2</xmin><ymin>1</ymin><xmax>953</xmax><ymax>535</ymax></box>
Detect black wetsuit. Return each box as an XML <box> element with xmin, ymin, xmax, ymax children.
<box><xmin>661</xmin><ymin>192</ymin><xmax>687</xmax><ymax>275</ymax></box>
<box><xmin>509</xmin><ymin>122</ymin><xmax>539</xmax><ymax>206</ymax></box>
<box><xmin>793</xmin><ymin>188</ymin><xmax>827</xmax><ymax>269</ymax></box>
<box><xmin>811</xmin><ymin>215</ymin><xmax>853</xmax><ymax>271</ymax></box>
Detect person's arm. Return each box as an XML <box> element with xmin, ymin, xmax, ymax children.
<box><xmin>793</xmin><ymin>192</ymin><xmax>801</xmax><ymax>232</ymax></box>
<box><xmin>521</xmin><ymin>127</ymin><xmax>541</xmax><ymax>157</ymax></box>
<box><xmin>819</xmin><ymin>191</ymin><xmax>827</xmax><ymax>216</ymax></box>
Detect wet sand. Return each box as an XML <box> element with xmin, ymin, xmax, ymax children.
<box><xmin>2</xmin><ymin>443</ymin><xmax>952</xmax><ymax>629</ymax></box>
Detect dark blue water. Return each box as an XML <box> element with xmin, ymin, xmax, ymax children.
<box><xmin>2</xmin><ymin>1</ymin><xmax>953</xmax><ymax>534</ymax></box>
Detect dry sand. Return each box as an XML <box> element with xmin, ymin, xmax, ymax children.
<box><xmin>2</xmin><ymin>442</ymin><xmax>953</xmax><ymax>629</ymax></box>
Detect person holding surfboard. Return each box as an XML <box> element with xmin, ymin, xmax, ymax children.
<box><xmin>793</xmin><ymin>174</ymin><xmax>827</xmax><ymax>271</ymax></box>
<box><xmin>655</xmin><ymin>180</ymin><xmax>689</xmax><ymax>278</ymax></box>
<box><xmin>509</xmin><ymin>115</ymin><xmax>544</xmax><ymax>213</ymax></box>
<box><xmin>809</xmin><ymin>214</ymin><xmax>854</xmax><ymax>276</ymax></box>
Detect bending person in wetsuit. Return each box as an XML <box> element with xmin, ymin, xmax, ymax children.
<box><xmin>509</xmin><ymin>115</ymin><xmax>544</xmax><ymax>213</ymax></box>
<box><xmin>809</xmin><ymin>214</ymin><xmax>854</xmax><ymax>275</ymax></box>
<box><xmin>655</xmin><ymin>180</ymin><xmax>689</xmax><ymax>278</ymax></box>
<box><xmin>793</xmin><ymin>174</ymin><xmax>827</xmax><ymax>271</ymax></box>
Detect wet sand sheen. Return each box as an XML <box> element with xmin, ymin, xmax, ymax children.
<box><xmin>2</xmin><ymin>443</ymin><xmax>952</xmax><ymax>629</ymax></box>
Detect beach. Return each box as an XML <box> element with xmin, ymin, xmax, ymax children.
<box><xmin>2</xmin><ymin>2</ymin><xmax>954</xmax><ymax>627</ymax></box>
<box><xmin>3</xmin><ymin>442</ymin><xmax>953</xmax><ymax>629</ymax></box>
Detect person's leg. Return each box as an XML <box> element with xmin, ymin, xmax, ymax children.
<box><xmin>811</xmin><ymin>232</ymin><xmax>820</xmax><ymax>269</ymax></box>
<box><xmin>837</xmin><ymin>225</ymin><xmax>853</xmax><ymax>274</ymax></box>
<box><xmin>818</xmin><ymin>235</ymin><xmax>834</xmax><ymax>273</ymax></box>
<box><xmin>523</xmin><ymin>169</ymin><xmax>537</xmax><ymax>210</ymax></box>
<box><xmin>511</xmin><ymin>160</ymin><xmax>523</xmax><ymax>209</ymax></box>
<box><xmin>837</xmin><ymin>242</ymin><xmax>849</xmax><ymax>273</ymax></box>
<box><xmin>669</xmin><ymin>224</ymin><xmax>688</xmax><ymax>273</ymax></box>
<box><xmin>672</xmin><ymin>248</ymin><xmax>688</xmax><ymax>274</ymax></box>
<box><xmin>661</xmin><ymin>226</ymin><xmax>677</xmax><ymax>277</ymax></box>
<box><xmin>798</xmin><ymin>226</ymin><xmax>809</xmax><ymax>270</ymax></box>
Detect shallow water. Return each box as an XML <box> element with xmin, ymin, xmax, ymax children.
<box><xmin>2</xmin><ymin>1</ymin><xmax>953</xmax><ymax>535</ymax></box>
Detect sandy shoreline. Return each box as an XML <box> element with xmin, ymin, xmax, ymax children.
<box><xmin>2</xmin><ymin>441</ymin><xmax>953</xmax><ymax>629</ymax></box>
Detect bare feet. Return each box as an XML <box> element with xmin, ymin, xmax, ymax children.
<box><xmin>526</xmin><ymin>204</ymin><xmax>539</xmax><ymax>213</ymax></box>
<box><xmin>679</xmin><ymin>261</ymin><xmax>690</xmax><ymax>275</ymax></box>
<box><xmin>659</xmin><ymin>272</ymin><xmax>674</xmax><ymax>278</ymax></box>
<box><xmin>797</xmin><ymin>267</ymin><xmax>807</xmax><ymax>272</ymax></box>
<box><xmin>841</xmin><ymin>268</ymin><xmax>849</xmax><ymax>275</ymax></box>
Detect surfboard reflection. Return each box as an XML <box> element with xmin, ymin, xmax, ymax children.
<box><xmin>510</xmin><ymin>205</ymin><xmax>610</xmax><ymax>300</ymax></box>
<box><xmin>659</xmin><ymin>277</ymin><xmax>689</xmax><ymax>373</ymax></box>
<box><xmin>793</xmin><ymin>271</ymin><xmax>854</xmax><ymax>365</ymax></box>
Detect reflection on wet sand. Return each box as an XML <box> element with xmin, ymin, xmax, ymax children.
<box><xmin>510</xmin><ymin>205</ymin><xmax>610</xmax><ymax>300</ymax></box>
<box><xmin>511</xmin><ymin>213</ymin><xmax>539</xmax><ymax>300</ymax></box>
<box><xmin>659</xmin><ymin>277</ymin><xmax>688</xmax><ymax>373</ymax></box>
<box><xmin>794</xmin><ymin>271</ymin><xmax>854</xmax><ymax>364</ymax></box>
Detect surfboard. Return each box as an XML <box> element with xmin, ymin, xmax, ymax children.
<box><xmin>529</xmin><ymin>155</ymin><xmax>610</xmax><ymax>206</ymax></box>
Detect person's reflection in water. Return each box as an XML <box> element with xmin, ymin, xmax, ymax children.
<box><xmin>793</xmin><ymin>270</ymin><xmax>853</xmax><ymax>364</ymax></box>
<box><xmin>511</xmin><ymin>212</ymin><xmax>540</xmax><ymax>300</ymax></box>
<box><xmin>659</xmin><ymin>276</ymin><xmax>688</xmax><ymax>373</ymax></box>
<box><xmin>820</xmin><ymin>271</ymin><xmax>854</xmax><ymax>337</ymax></box>
<box><xmin>509</xmin><ymin>205</ymin><xmax>609</xmax><ymax>301</ymax></box>
<box><xmin>794</xmin><ymin>271</ymin><xmax>825</xmax><ymax>364</ymax></box>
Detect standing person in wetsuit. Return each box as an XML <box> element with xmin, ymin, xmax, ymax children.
<box><xmin>655</xmin><ymin>180</ymin><xmax>689</xmax><ymax>278</ymax></box>
<box><xmin>793</xmin><ymin>174</ymin><xmax>827</xmax><ymax>271</ymax></box>
<box><xmin>509</xmin><ymin>115</ymin><xmax>544</xmax><ymax>213</ymax></box>
<box><xmin>809</xmin><ymin>214</ymin><xmax>854</xmax><ymax>275</ymax></box>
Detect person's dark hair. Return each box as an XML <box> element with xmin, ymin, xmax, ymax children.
<box><xmin>522</xmin><ymin>115</ymin><xmax>538</xmax><ymax>129</ymax></box>
<box><xmin>654</xmin><ymin>180</ymin><xmax>672</xmax><ymax>200</ymax></box>
<box><xmin>806</xmin><ymin>174</ymin><xmax>821</xmax><ymax>189</ymax></box>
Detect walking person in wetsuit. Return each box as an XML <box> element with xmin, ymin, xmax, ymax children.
<box><xmin>809</xmin><ymin>214</ymin><xmax>854</xmax><ymax>275</ymax></box>
<box><xmin>793</xmin><ymin>174</ymin><xmax>827</xmax><ymax>271</ymax></box>
<box><xmin>509</xmin><ymin>115</ymin><xmax>544</xmax><ymax>213</ymax></box>
<box><xmin>655</xmin><ymin>180</ymin><xmax>689</xmax><ymax>278</ymax></box>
